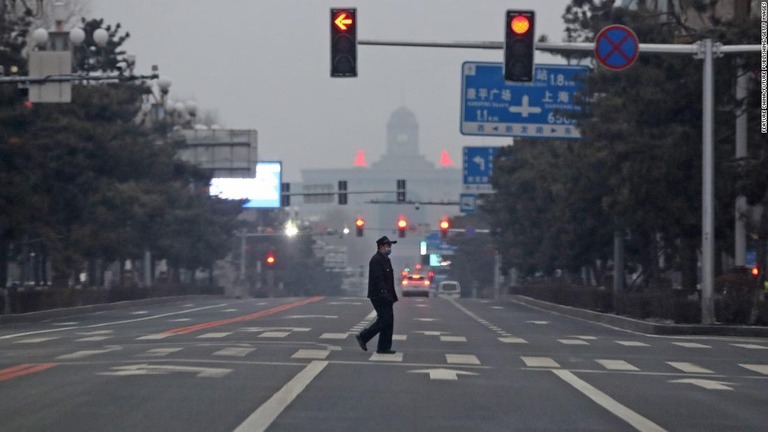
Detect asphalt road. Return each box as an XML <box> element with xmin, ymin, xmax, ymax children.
<box><xmin>0</xmin><ymin>294</ymin><xmax>766</xmax><ymax>431</ymax></box>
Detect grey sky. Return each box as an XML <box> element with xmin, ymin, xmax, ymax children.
<box><xmin>92</xmin><ymin>0</ymin><xmax>574</xmax><ymax>181</ymax></box>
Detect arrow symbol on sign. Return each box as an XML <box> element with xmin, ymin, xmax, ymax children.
<box><xmin>670</xmin><ymin>378</ymin><xmax>735</xmax><ymax>390</ymax></box>
<box><xmin>472</xmin><ymin>156</ymin><xmax>485</xmax><ymax>171</ymax></box>
<box><xmin>409</xmin><ymin>368</ymin><xmax>478</xmax><ymax>381</ymax></box>
<box><xmin>334</xmin><ymin>13</ymin><xmax>353</xmax><ymax>31</ymax></box>
<box><xmin>508</xmin><ymin>95</ymin><xmax>543</xmax><ymax>118</ymax></box>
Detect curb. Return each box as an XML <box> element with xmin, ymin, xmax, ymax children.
<box><xmin>0</xmin><ymin>295</ymin><xmax>225</xmax><ymax>324</ymax></box>
<box><xmin>505</xmin><ymin>294</ymin><xmax>768</xmax><ymax>338</ymax></box>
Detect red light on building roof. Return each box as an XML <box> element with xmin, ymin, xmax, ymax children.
<box><xmin>354</xmin><ymin>150</ymin><xmax>367</xmax><ymax>167</ymax></box>
<box><xmin>439</xmin><ymin>150</ymin><xmax>455</xmax><ymax>167</ymax></box>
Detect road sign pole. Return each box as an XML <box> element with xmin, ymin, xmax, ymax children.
<box><xmin>701</xmin><ymin>39</ymin><xmax>715</xmax><ymax>324</ymax></box>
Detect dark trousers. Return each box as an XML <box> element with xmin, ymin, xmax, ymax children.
<box><xmin>360</xmin><ymin>299</ymin><xmax>394</xmax><ymax>351</ymax></box>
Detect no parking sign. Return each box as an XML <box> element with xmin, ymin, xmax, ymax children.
<box><xmin>595</xmin><ymin>25</ymin><xmax>639</xmax><ymax>71</ymax></box>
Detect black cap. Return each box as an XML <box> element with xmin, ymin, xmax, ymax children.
<box><xmin>376</xmin><ymin>236</ymin><xmax>397</xmax><ymax>246</ymax></box>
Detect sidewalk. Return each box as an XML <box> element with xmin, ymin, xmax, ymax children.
<box><xmin>503</xmin><ymin>294</ymin><xmax>768</xmax><ymax>338</ymax></box>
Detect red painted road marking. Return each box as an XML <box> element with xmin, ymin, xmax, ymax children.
<box><xmin>164</xmin><ymin>297</ymin><xmax>325</xmax><ymax>335</ymax></box>
<box><xmin>0</xmin><ymin>363</ymin><xmax>58</xmax><ymax>382</ymax></box>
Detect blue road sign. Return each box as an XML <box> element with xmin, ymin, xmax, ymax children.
<box><xmin>459</xmin><ymin>193</ymin><xmax>477</xmax><ymax>214</ymax></box>
<box><xmin>463</xmin><ymin>146</ymin><xmax>498</xmax><ymax>192</ymax></box>
<box><xmin>461</xmin><ymin>62</ymin><xmax>588</xmax><ymax>139</ymax></box>
<box><xmin>595</xmin><ymin>25</ymin><xmax>639</xmax><ymax>71</ymax></box>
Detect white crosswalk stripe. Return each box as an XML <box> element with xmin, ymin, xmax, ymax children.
<box><xmin>499</xmin><ymin>337</ymin><xmax>528</xmax><ymax>344</ymax></box>
<box><xmin>292</xmin><ymin>350</ymin><xmax>330</xmax><ymax>359</ymax></box>
<box><xmin>136</xmin><ymin>333</ymin><xmax>173</xmax><ymax>340</ymax></box>
<box><xmin>141</xmin><ymin>348</ymin><xmax>183</xmax><ymax>357</ymax></box>
<box><xmin>667</xmin><ymin>362</ymin><xmax>714</xmax><ymax>374</ymax></box>
<box><xmin>392</xmin><ymin>335</ymin><xmax>407</xmax><ymax>341</ymax></box>
<box><xmin>732</xmin><ymin>344</ymin><xmax>768</xmax><ymax>350</ymax></box>
<box><xmin>445</xmin><ymin>354</ymin><xmax>480</xmax><ymax>365</ymax></box>
<box><xmin>369</xmin><ymin>352</ymin><xmax>403</xmax><ymax>362</ymax></box>
<box><xmin>213</xmin><ymin>347</ymin><xmax>255</xmax><ymax>357</ymax></box>
<box><xmin>258</xmin><ymin>331</ymin><xmax>291</xmax><ymax>338</ymax></box>
<box><xmin>739</xmin><ymin>364</ymin><xmax>768</xmax><ymax>375</ymax></box>
<box><xmin>440</xmin><ymin>336</ymin><xmax>467</xmax><ymax>342</ymax></box>
<box><xmin>14</xmin><ymin>337</ymin><xmax>59</xmax><ymax>344</ymax></box>
<box><xmin>521</xmin><ymin>357</ymin><xmax>560</xmax><ymax>368</ymax></box>
<box><xmin>616</xmin><ymin>341</ymin><xmax>649</xmax><ymax>347</ymax></box>
<box><xmin>672</xmin><ymin>342</ymin><xmax>711</xmax><ymax>349</ymax></box>
<box><xmin>197</xmin><ymin>332</ymin><xmax>232</xmax><ymax>339</ymax></box>
<box><xmin>596</xmin><ymin>359</ymin><xmax>639</xmax><ymax>371</ymax></box>
<box><xmin>76</xmin><ymin>336</ymin><xmax>112</xmax><ymax>342</ymax></box>
<box><xmin>559</xmin><ymin>339</ymin><xmax>590</xmax><ymax>345</ymax></box>
<box><xmin>319</xmin><ymin>333</ymin><xmax>349</xmax><ymax>340</ymax></box>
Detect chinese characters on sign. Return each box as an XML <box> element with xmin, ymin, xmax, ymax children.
<box><xmin>461</xmin><ymin>62</ymin><xmax>588</xmax><ymax>139</ymax></box>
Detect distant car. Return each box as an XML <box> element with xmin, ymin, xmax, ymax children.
<box><xmin>400</xmin><ymin>274</ymin><xmax>431</xmax><ymax>297</ymax></box>
<box><xmin>437</xmin><ymin>280</ymin><xmax>461</xmax><ymax>298</ymax></box>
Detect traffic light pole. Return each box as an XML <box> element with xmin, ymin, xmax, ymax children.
<box><xmin>359</xmin><ymin>37</ymin><xmax>761</xmax><ymax>324</ymax></box>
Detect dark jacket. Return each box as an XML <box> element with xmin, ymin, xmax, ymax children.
<box><xmin>367</xmin><ymin>251</ymin><xmax>398</xmax><ymax>303</ymax></box>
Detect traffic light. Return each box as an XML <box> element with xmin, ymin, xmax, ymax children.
<box><xmin>265</xmin><ymin>251</ymin><xmax>276</xmax><ymax>266</ymax></box>
<box><xmin>355</xmin><ymin>217</ymin><xmax>365</xmax><ymax>237</ymax></box>
<box><xmin>338</xmin><ymin>180</ymin><xmax>348</xmax><ymax>205</ymax></box>
<box><xmin>396</xmin><ymin>179</ymin><xmax>406</xmax><ymax>203</ymax></box>
<box><xmin>439</xmin><ymin>218</ymin><xmax>450</xmax><ymax>240</ymax></box>
<box><xmin>330</xmin><ymin>8</ymin><xmax>357</xmax><ymax>77</ymax></box>
<box><xmin>281</xmin><ymin>182</ymin><xmax>290</xmax><ymax>207</ymax></box>
<box><xmin>504</xmin><ymin>10</ymin><xmax>535</xmax><ymax>82</ymax></box>
<box><xmin>752</xmin><ymin>265</ymin><xmax>759</xmax><ymax>277</ymax></box>
<box><xmin>397</xmin><ymin>217</ymin><xmax>407</xmax><ymax>238</ymax></box>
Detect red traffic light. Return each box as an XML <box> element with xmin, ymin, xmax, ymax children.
<box><xmin>333</xmin><ymin>11</ymin><xmax>354</xmax><ymax>31</ymax></box>
<box><xmin>397</xmin><ymin>218</ymin><xmax>408</xmax><ymax>229</ymax></box>
<box><xmin>266</xmin><ymin>252</ymin><xmax>276</xmax><ymax>266</ymax></box>
<box><xmin>510</xmin><ymin>15</ymin><xmax>531</xmax><ymax>35</ymax></box>
<box><xmin>355</xmin><ymin>217</ymin><xmax>365</xmax><ymax>228</ymax></box>
<box><xmin>752</xmin><ymin>266</ymin><xmax>759</xmax><ymax>277</ymax></box>
<box><xmin>439</xmin><ymin>219</ymin><xmax>450</xmax><ymax>230</ymax></box>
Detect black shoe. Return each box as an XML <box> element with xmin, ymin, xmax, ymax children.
<box><xmin>355</xmin><ymin>334</ymin><xmax>367</xmax><ymax>352</ymax></box>
<box><xmin>376</xmin><ymin>349</ymin><xmax>397</xmax><ymax>354</ymax></box>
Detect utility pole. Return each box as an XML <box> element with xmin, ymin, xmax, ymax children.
<box><xmin>734</xmin><ymin>58</ymin><xmax>750</xmax><ymax>267</ymax></box>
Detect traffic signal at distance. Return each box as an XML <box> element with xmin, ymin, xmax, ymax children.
<box><xmin>397</xmin><ymin>217</ymin><xmax>408</xmax><ymax>238</ymax></box>
<box><xmin>439</xmin><ymin>218</ymin><xmax>450</xmax><ymax>239</ymax></box>
<box><xmin>330</xmin><ymin>8</ymin><xmax>357</xmax><ymax>77</ymax></box>
<box><xmin>504</xmin><ymin>10</ymin><xmax>535</xmax><ymax>82</ymax></box>
<box><xmin>396</xmin><ymin>179</ymin><xmax>406</xmax><ymax>203</ymax></box>
<box><xmin>265</xmin><ymin>251</ymin><xmax>276</xmax><ymax>266</ymax></box>
<box><xmin>338</xmin><ymin>180</ymin><xmax>348</xmax><ymax>205</ymax></box>
<box><xmin>355</xmin><ymin>217</ymin><xmax>365</xmax><ymax>237</ymax></box>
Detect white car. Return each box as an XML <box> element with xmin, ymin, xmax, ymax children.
<box><xmin>437</xmin><ymin>280</ymin><xmax>461</xmax><ymax>298</ymax></box>
<box><xmin>401</xmin><ymin>274</ymin><xmax>431</xmax><ymax>297</ymax></box>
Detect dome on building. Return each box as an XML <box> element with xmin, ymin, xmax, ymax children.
<box><xmin>387</xmin><ymin>106</ymin><xmax>418</xmax><ymax>130</ymax></box>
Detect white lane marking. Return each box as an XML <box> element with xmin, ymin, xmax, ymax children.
<box><xmin>291</xmin><ymin>350</ymin><xmax>330</xmax><ymax>360</ymax></box>
<box><xmin>130</xmin><ymin>311</ymin><xmax>149</xmax><ymax>315</ymax></box>
<box><xmin>416</xmin><ymin>304</ymin><xmax>429</xmax><ymax>307</ymax></box>
<box><xmin>285</xmin><ymin>315</ymin><xmax>337</xmax><ymax>319</ymax></box>
<box><xmin>328</xmin><ymin>302</ymin><xmax>362</xmax><ymax>305</ymax></box>
<box><xmin>414</xmin><ymin>318</ymin><xmax>439</xmax><ymax>322</ymax></box>
<box><xmin>573</xmin><ymin>336</ymin><xmax>597</xmax><ymax>340</ymax></box>
<box><xmin>553</xmin><ymin>370</ymin><xmax>667</xmax><ymax>432</ymax></box>
<box><xmin>234</xmin><ymin>361</ymin><xmax>328</xmax><ymax>432</ymax></box>
<box><xmin>14</xmin><ymin>337</ymin><xmax>59</xmax><ymax>344</ymax></box>
<box><xmin>76</xmin><ymin>336</ymin><xmax>112</xmax><ymax>342</ymax></box>
<box><xmin>527</xmin><ymin>321</ymin><xmax>549</xmax><ymax>325</ymax></box>
<box><xmin>521</xmin><ymin>357</ymin><xmax>560</xmax><ymax>368</ymax></box>
<box><xmin>440</xmin><ymin>336</ymin><xmax>467</xmax><ymax>342</ymax></box>
<box><xmin>240</xmin><ymin>327</ymin><xmax>310</xmax><ymax>332</ymax></box>
<box><xmin>445</xmin><ymin>354</ymin><xmax>480</xmax><ymax>365</ymax></box>
<box><xmin>57</xmin><ymin>346</ymin><xmax>120</xmax><ymax>360</ymax></box>
<box><xmin>666</xmin><ymin>362</ymin><xmax>714</xmax><ymax>374</ymax></box>
<box><xmin>732</xmin><ymin>344</ymin><xmax>768</xmax><ymax>350</ymax></box>
<box><xmin>414</xmin><ymin>331</ymin><xmax>448</xmax><ymax>336</ymax></box>
<box><xmin>77</xmin><ymin>330</ymin><xmax>113</xmax><ymax>335</ymax></box>
<box><xmin>214</xmin><ymin>347</ymin><xmax>255</xmax><ymax>357</ymax></box>
<box><xmin>616</xmin><ymin>341</ymin><xmax>650</xmax><ymax>347</ymax></box>
<box><xmin>369</xmin><ymin>352</ymin><xmax>403</xmax><ymax>362</ymax></box>
<box><xmin>168</xmin><ymin>318</ymin><xmax>192</xmax><ymax>322</ymax></box>
<box><xmin>392</xmin><ymin>335</ymin><xmax>407</xmax><ymax>341</ymax></box>
<box><xmin>197</xmin><ymin>332</ymin><xmax>232</xmax><ymax>339</ymax></box>
<box><xmin>596</xmin><ymin>360</ymin><xmax>639</xmax><ymax>371</ymax></box>
<box><xmin>739</xmin><ymin>364</ymin><xmax>768</xmax><ymax>375</ymax></box>
<box><xmin>365</xmin><ymin>311</ymin><xmax>376</xmax><ymax>320</ymax></box>
<box><xmin>490</xmin><ymin>306</ymin><xmax>504</xmax><ymax>309</ymax></box>
<box><xmin>559</xmin><ymin>339</ymin><xmax>590</xmax><ymax>345</ymax></box>
<box><xmin>258</xmin><ymin>332</ymin><xmax>291</xmax><ymax>338</ymax></box>
<box><xmin>499</xmin><ymin>337</ymin><xmax>528</xmax><ymax>344</ymax></box>
<box><xmin>136</xmin><ymin>333</ymin><xmax>174</xmax><ymax>340</ymax></box>
<box><xmin>672</xmin><ymin>342</ymin><xmax>711</xmax><ymax>349</ymax></box>
<box><xmin>223</xmin><ymin>309</ymin><xmax>238</xmax><ymax>312</ymax></box>
<box><xmin>0</xmin><ymin>303</ymin><xmax>228</xmax><ymax>340</ymax></box>
<box><xmin>141</xmin><ymin>348</ymin><xmax>183</xmax><ymax>357</ymax></box>
<box><xmin>319</xmin><ymin>333</ymin><xmax>349</xmax><ymax>340</ymax></box>
<box><xmin>52</xmin><ymin>322</ymin><xmax>78</xmax><ymax>326</ymax></box>
<box><xmin>409</xmin><ymin>368</ymin><xmax>478</xmax><ymax>381</ymax></box>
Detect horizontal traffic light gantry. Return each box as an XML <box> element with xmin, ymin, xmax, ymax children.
<box><xmin>330</xmin><ymin>8</ymin><xmax>357</xmax><ymax>78</ymax></box>
<box><xmin>504</xmin><ymin>10</ymin><xmax>535</xmax><ymax>82</ymax></box>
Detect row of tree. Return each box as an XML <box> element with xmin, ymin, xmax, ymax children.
<box><xmin>483</xmin><ymin>1</ymin><xmax>766</xmax><ymax>292</ymax></box>
<box><xmin>0</xmin><ymin>11</ymin><xmax>244</xmax><ymax>289</ymax></box>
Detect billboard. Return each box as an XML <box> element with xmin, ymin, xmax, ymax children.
<box><xmin>209</xmin><ymin>161</ymin><xmax>282</xmax><ymax>208</ymax></box>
